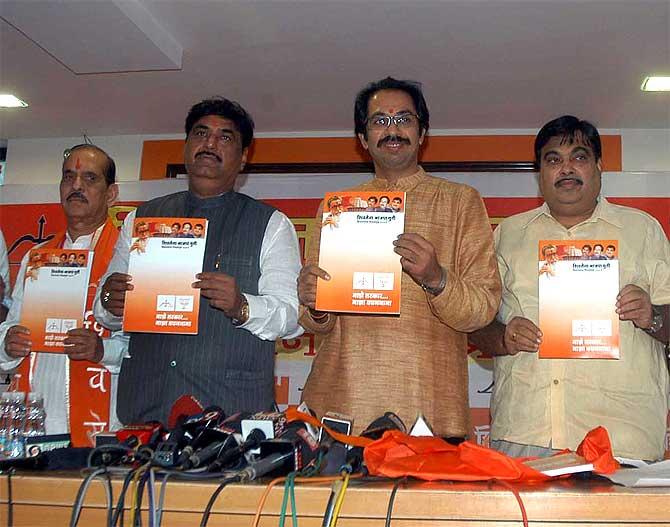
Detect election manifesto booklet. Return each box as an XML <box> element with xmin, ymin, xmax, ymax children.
<box><xmin>538</xmin><ymin>240</ymin><xmax>620</xmax><ymax>359</ymax></box>
<box><xmin>20</xmin><ymin>248</ymin><xmax>93</xmax><ymax>352</ymax></box>
<box><xmin>315</xmin><ymin>192</ymin><xmax>405</xmax><ymax>314</ymax></box>
<box><xmin>123</xmin><ymin>217</ymin><xmax>208</xmax><ymax>334</ymax></box>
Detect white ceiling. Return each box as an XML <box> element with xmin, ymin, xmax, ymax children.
<box><xmin>1</xmin><ymin>0</ymin><xmax>669</xmax><ymax>140</ymax></box>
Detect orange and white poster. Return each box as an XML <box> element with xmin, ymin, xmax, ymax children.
<box><xmin>20</xmin><ymin>248</ymin><xmax>93</xmax><ymax>352</ymax></box>
<box><xmin>123</xmin><ymin>217</ymin><xmax>208</xmax><ymax>334</ymax></box>
<box><xmin>316</xmin><ymin>192</ymin><xmax>405</xmax><ymax>314</ymax></box>
<box><xmin>538</xmin><ymin>240</ymin><xmax>620</xmax><ymax>359</ymax></box>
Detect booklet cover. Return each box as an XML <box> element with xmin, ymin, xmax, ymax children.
<box><xmin>315</xmin><ymin>192</ymin><xmax>405</xmax><ymax>314</ymax></box>
<box><xmin>20</xmin><ymin>248</ymin><xmax>93</xmax><ymax>352</ymax></box>
<box><xmin>538</xmin><ymin>240</ymin><xmax>620</xmax><ymax>359</ymax></box>
<box><xmin>123</xmin><ymin>217</ymin><xmax>208</xmax><ymax>334</ymax></box>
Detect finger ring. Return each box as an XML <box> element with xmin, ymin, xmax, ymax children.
<box><xmin>103</xmin><ymin>291</ymin><xmax>111</xmax><ymax>304</ymax></box>
<box><xmin>511</xmin><ymin>332</ymin><xmax>517</xmax><ymax>341</ymax></box>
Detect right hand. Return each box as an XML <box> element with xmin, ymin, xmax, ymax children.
<box><xmin>5</xmin><ymin>325</ymin><xmax>32</xmax><ymax>359</ymax></box>
<box><xmin>503</xmin><ymin>317</ymin><xmax>542</xmax><ymax>355</ymax></box>
<box><xmin>297</xmin><ymin>264</ymin><xmax>330</xmax><ymax>310</ymax></box>
<box><xmin>100</xmin><ymin>273</ymin><xmax>133</xmax><ymax>317</ymax></box>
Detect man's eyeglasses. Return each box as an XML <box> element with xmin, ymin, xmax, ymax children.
<box><xmin>367</xmin><ymin>113</ymin><xmax>419</xmax><ymax>130</ymax></box>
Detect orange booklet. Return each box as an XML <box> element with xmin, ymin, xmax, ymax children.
<box><xmin>315</xmin><ymin>192</ymin><xmax>405</xmax><ymax>314</ymax></box>
<box><xmin>538</xmin><ymin>240</ymin><xmax>619</xmax><ymax>359</ymax></box>
<box><xmin>123</xmin><ymin>217</ymin><xmax>208</xmax><ymax>334</ymax></box>
<box><xmin>20</xmin><ymin>248</ymin><xmax>93</xmax><ymax>352</ymax></box>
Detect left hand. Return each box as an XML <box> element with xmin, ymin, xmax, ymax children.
<box><xmin>193</xmin><ymin>272</ymin><xmax>245</xmax><ymax>318</ymax></box>
<box><xmin>64</xmin><ymin>328</ymin><xmax>104</xmax><ymax>362</ymax></box>
<box><xmin>393</xmin><ymin>233</ymin><xmax>443</xmax><ymax>289</ymax></box>
<box><xmin>616</xmin><ymin>284</ymin><xmax>653</xmax><ymax>329</ymax></box>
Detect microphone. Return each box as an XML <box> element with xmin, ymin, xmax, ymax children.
<box><xmin>344</xmin><ymin>412</ymin><xmax>406</xmax><ymax>474</ymax></box>
<box><xmin>89</xmin><ymin>423</ymin><xmax>164</xmax><ymax>467</ymax></box>
<box><xmin>152</xmin><ymin>415</ymin><xmax>193</xmax><ymax>467</ymax></box>
<box><xmin>168</xmin><ymin>395</ymin><xmax>205</xmax><ymax>430</ymax></box>
<box><xmin>238</xmin><ymin>422</ymin><xmax>320</xmax><ymax>481</ymax></box>
<box><xmin>207</xmin><ymin>428</ymin><xmax>266</xmax><ymax>472</ymax></box>
<box><xmin>176</xmin><ymin>407</ymin><xmax>226</xmax><ymax>466</ymax></box>
<box><xmin>241</xmin><ymin>411</ymin><xmax>287</xmax><ymax>443</ymax></box>
<box><xmin>180</xmin><ymin>433</ymin><xmax>239</xmax><ymax>470</ymax></box>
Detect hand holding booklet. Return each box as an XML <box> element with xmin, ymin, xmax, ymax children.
<box><xmin>315</xmin><ymin>192</ymin><xmax>405</xmax><ymax>314</ymax></box>
<box><xmin>122</xmin><ymin>217</ymin><xmax>208</xmax><ymax>334</ymax></box>
<box><xmin>19</xmin><ymin>248</ymin><xmax>93</xmax><ymax>352</ymax></box>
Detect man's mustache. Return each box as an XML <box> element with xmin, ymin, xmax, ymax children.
<box><xmin>195</xmin><ymin>150</ymin><xmax>222</xmax><ymax>162</ymax></box>
<box><xmin>555</xmin><ymin>176</ymin><xmax>584</xmax><ymax>187</ymax></box>
<box><xmin>66</xmin><ymin>191</ymin><xmax>88</xmax><ymax>202</ymax></box>
<box><xmin>378</xmin><ymin>135</ymin><xmax>411</xmax><ymax>148</ymax></box>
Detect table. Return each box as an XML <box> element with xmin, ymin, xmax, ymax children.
<box><xmin>0</xmin><ymin>471</ymin><xmax>669</xmax><ymax>526</ymax></box>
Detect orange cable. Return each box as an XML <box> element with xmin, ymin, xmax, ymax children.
<box><xmin>250</xmin><ymin>475</ymin><xmax>364</xmax><ymax>527</ymax></box>
<box><xmin>493</xmin><ymin>479</ymin><xmax>529</xmax><ymax>527</ymax></box>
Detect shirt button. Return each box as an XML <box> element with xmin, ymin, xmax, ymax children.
<box><xmin>553</xmin><ymin>379</ymin><xmax>559</xmax><ymax>385</ymax></box>
<box><xmin>170</xmin><ymin>360</ymin><xmax>177</xmax><ymax>367</ymax></box>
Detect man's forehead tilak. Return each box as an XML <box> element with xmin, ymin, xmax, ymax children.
<box><xmin>75</xmin><ymin>157</ymin><xmax>81</xmax><ymax>170</ymax></box>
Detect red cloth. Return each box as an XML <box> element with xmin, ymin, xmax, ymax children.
<box><xmin>364</xmin><ymin>427</ymin><xmax>619</xmax><ymax>482</ymax></box>
<box><xmin>576</xmin><ymin>426</ymin><xmax>619</xmax><ymax>474</ymax></box>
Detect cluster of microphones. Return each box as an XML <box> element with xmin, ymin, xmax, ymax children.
<box><xmin>86</xmin><ymin>404</ymin><xmax>407</xmax><ymax>480</ymax></box>
<box><xmin>0</xmin><ymin>401</ymin><xmax>410</xmax><ymax>478</ymax></box>
<box><xmin>0</xmin><ymin>401</ymin><xmax>415</xmax><ymax>527</ymax></box>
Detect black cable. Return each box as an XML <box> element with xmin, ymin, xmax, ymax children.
<box><xmin>149</xmin><ymin>468</ymin><xmax>233</xmax><ymax>480</ymax></box>
<box><xmin>199</xmin><ymin>475</ymin><xmax>241</xmax><ymax>527</ymax></box>
<box><xmin>320</xmin><ymin>488</ymin><xmax>337</xmax><ymax>527</ymax></box>
<box><xmin>384</xmin><ymin>477</ymin><xmax>406</xmax><ymax>527</ymax></box>
<box><xmin>6</xmin><ymin>468</ymin><xmax>13</xmax><ymax>527</ymax></box>
<box><xmin>133</xmin><ymin>469</ymin><xmax>151</xmax><ymax>527</ymax></box>
<box><xmin>111</xmin><ymin>468</ymin><xmax>138</xmax><ymax>527</ymax></box>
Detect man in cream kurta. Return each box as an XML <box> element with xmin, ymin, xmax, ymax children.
<box><xmin>298</xmin><ymin>78</ymin><xmax>501</xmax><ymax>437</ymax></box>
<box><xmin>470</xmin><ymin>116</ymin><xmax>670</xmax><ymax>460</ymax></box>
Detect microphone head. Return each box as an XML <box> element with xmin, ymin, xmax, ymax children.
<box><xmin>168</xmin><ymin>395</ymin><xmax>204</xmax><ymax>429</ymax></box>
<box><xmin>361</xmin><ymin>412</ymin><xmax>406</xmax><ymax>440</ymax></box>
<box><xmin>245</xmin><ymin>428</ymin><xmax>267</xmax><ymax>446</ymax></box>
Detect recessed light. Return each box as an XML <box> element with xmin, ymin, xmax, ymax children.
<box><xmin>641</xmin><ymin>76</ymin><xmax>670</xmax><ymax>91</ymax></box>
<box><xmin>0</xmin><ymin>94</ymin><xmax>29</xmax><ymax>108</ymax></box>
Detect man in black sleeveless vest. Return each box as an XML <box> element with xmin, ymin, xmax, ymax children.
<box><xmin>94</xmin><ymin>98</ymin><xmax>302</xmax><ymax>425</ymax></box>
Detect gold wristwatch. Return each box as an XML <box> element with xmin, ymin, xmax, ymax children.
<box><xmin>232</xmin><ymin>295</ymin><xmax>250</xmax><ymax>326</ymax></box>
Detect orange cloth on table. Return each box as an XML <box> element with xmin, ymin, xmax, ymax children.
<box><xmin>363</xmin><ymin>426</ymin><xmax>618</xmax><ymax>482</ymax></box>
<box><xmin>576</xmin><ymin>425</ymin><xmax>619</xmax><ymax>474</ymax></box>
<box><xmin>17</xmin><ymin>219</ymin><xmax>119</xmax><ymax>447</ymax></box>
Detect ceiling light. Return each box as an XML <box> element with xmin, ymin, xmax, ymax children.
<box><xmin>0</xmin><ymin>94</ymin><xmax>28</xmax><ymax>108</ymax></box>
<box><xmin>641</xmin><ymin>76</ymin><xmax>670</xmax><ymax>91</ymax></box>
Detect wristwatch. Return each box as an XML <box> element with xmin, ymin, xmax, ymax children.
<box><xmin>645</xmin><ymin>305</ymin><xmax>664</xmax><ymax>335</ymax></box>
<box><xmin>421</xmin><ymin>267</ymin><xmax>447</xmax><ymax>296</ymax></box>
<box><xmin>231</xmin><ymin>295</ymin><xmax>250</xmax><ymax>326</ymax></box>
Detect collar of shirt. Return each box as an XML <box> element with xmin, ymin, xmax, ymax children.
<box><xmin>520</xmin><ymin>197</ymin><xmax>624</xmax><ymax>232</ymax></box>
<box><xmin>370</xmin><ymin>166</ymin><xmax>426</xmax><ymax>192</ymax></box>
<box><xmin>64</xmin><ymin>223</ymin><xmax>105</xmax><ymax>250</ymax></box>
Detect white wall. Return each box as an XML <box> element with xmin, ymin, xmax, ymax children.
<box><xmin>621</xmin><ymin>130</ymin><xmax>670</xmax><ymax>172</ymax></box>
<box><xmin>3</xmin><ymin>133</ymin><xmax>180</xmax><ymax>185</ymax></box>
